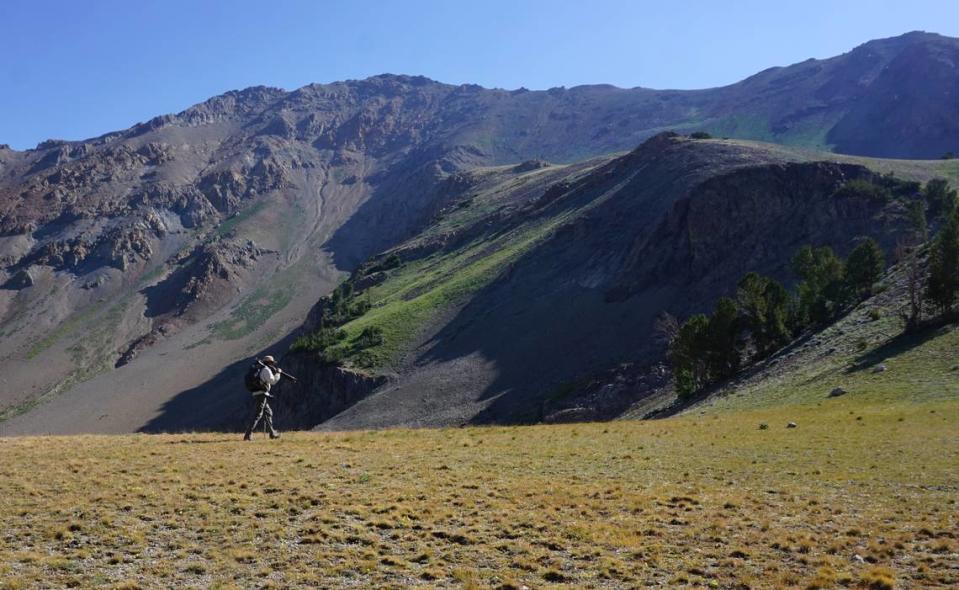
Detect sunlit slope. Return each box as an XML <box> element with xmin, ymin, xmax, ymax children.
<box><xmin>1</xmin><ymin>400</ymin><xmax>956</xmax><ymax>589</ymax></box>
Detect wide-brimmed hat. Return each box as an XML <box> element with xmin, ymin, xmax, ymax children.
<box><xmin>262</xmin><ymin>355</ymin><xmax>276</xmax><ymax>365</ymax></box>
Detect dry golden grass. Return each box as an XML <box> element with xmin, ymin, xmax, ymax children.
<box><xmin>1</xmin><ymin>400</ymin><xmax>957</xmax><ymax>589</ymax></box>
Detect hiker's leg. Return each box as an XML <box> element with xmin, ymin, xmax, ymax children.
<box><xmin>264</xmin><ymin>401</ymin><xmax>278</xmax><ymax>437</ymax></box>
<box><xmin>245</xmin><ymin>397</ymin><xmax>266</xmax><ymax>437</ymax></box>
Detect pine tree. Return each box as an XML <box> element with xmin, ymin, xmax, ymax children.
<box><xmin>735</xmin><ymin>273</ymin><xmax>790</xmax><ymax>359</ymax></box>
<box><xmin>760</xmin><ymin>278</ymin><xmax>791</xmax><ymax>355</ymax></box>
<box><xmin>845</xmin><ymin>238</ymin><xmax>885</xmax><ymax>298</ymax></box>
<box><xmin>792</xmin><ymin>245</ymin><xmax>846</xmax><ymax>325</ymax></box>
<box><xmin>706</xmin><ymin>297</ymin><xmax>740</xmax><ymax>381</ymax></box>
<box><xmin>926</xmin><ymin>213</ymin><xmax>959</xmax><ymax>316</ymax></box>
<box><xmin>923</xmin><ymin>179</ymin><xmax>958</xmax><ymax>220</ymax></box>
<box><xmin>670</xmin><ymin>314</ymin><xmax>710</xmax><ymax>399</ymax></box>
<box><xmin>908</xmin><ymin>200</ymin><xmax>928</xmax><ymax>244</ymax></box>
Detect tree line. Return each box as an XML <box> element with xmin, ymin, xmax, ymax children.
<box><xmin>665</xmin><ymin>177</ymin><xmax>959</xmax><ymax>399</ymax></box>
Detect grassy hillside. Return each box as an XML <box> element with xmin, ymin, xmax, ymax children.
<box><xmin>294</xmin><ymin>158</ymin><xmax>611</xmax><ymax>371</ymax></box>
<box><xmin>1</xmin><ymin>399</ymin><xmax>956</xmax><ymax>589</ymax></box>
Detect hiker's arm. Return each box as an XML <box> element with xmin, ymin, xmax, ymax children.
<box><xmin>259</xmin><ymin>367</ymin><xmax>281</xmax><ymax>386</ymax></box>
<box><xmin>268</xmin><ymin>368</ymin><xmax>282</xmax><ymax>385</ymax></box>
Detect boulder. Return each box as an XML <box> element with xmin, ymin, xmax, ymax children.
<box><xmin>872</xmin><ymin>364</ymin><xmax>887</xmax><ymax>373</ymax></box>
<box><xmin>829</xmin><ymin>387</ymin><xmax>848</xmax><ymax>398</ymax></box>
<box><xmin>786</xmin><ymin>422</ymin><xmax>798</xmax><ymax>428</ymax></box>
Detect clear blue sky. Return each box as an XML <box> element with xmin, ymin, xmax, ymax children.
<box><xmin>1</xmin><ymin>0</ymin><xmax>957</xmax><ymax>150</ymax></box>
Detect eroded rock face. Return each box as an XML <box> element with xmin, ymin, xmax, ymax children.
<box><xmin>543</xmin><ymin>363</ymin><xmax>671</xmax><ymax>423</ymax></box>
<box><xmin>145</xmin><ymin>239</ymin><xmax>272</xmax><ymax>321</ymax></box>
<box><xmin>116</xmin><ymin>239</ymin><xmax>275</xmax><ymax>367</ymax></box>
<box><xmin>612</xmin><ymin>161</ymin><xmax>907</xmax><ymax>301</ymax></box>
<box><xmin>265</xmin><ymin>361</ymin><xmax>388</xmax><ymax>430</ymax></box>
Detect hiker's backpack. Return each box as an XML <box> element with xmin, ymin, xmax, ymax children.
<box><xmin>244</xmin><ymin>363</ymin><xmax>265</xmax><ymax>392</ymax></box>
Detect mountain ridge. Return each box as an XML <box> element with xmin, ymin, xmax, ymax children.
<box><xmin>1</xmin><ymin>31</ymin><xmax>958</xmax><ymax>434</ymax></box>
<box><xmin>6</xmin><ymin>31</ymin><xmax>958</xmax><ymax>159</ymax></box>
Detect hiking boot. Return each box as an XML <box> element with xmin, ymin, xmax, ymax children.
<box><xmin>243</xmin><ymin>433</ymin><xmax>252</xmax><ymax>441</ymax></box>
<box><xmin>269</xmin><ymin>431</ymin><xmax>281</xmax><ymax>440</ymax></box>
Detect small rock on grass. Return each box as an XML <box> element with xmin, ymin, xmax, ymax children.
<box><xmin>786</xmin><ymin>422</ymin><xmax>798</xmax><ymax>428</ymax></box>
<box><xmin>829</xmin><ymin>387</ymin><xmax>847</xmax><ymax>398</ymax></box>
<box><xmin>872</xmin><ymin>364</ymin><xmax>887</xmax><ymax>373</ymax></box>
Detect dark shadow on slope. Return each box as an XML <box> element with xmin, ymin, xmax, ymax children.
<box><xmin>846</xmin><ymin>317</ymin><xmax>957</xmax><ymax>374</ymax></box>
<box><xmin>399</xmin><ymin>154</ymin><xmax>913</xmax><ymax>426</ymax></box>
<box><xmin>138</xmin><ymin>333</ymin><xmax>298</xmax><ymax>433</ymax></box>
<box><xmin>643</xmin><ymin>332</ymin><xmax>819</xmax><ymax>420</ymax></box>
<box><xmin>402</xmin><ymin>143</ymin><xmax>715</xmax><ymax>424</ymax></box>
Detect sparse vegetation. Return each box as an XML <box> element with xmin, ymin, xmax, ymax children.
<box><xmin>210</xmin><ymin>285</ymin><xmax>293</xmax><ymax>341</ymax></box>
<box><xmin>1</xmin><ymin>400</ymin><xmax>955</xmax><ymax>588</ymax></box>
<box><xmin>833</xmin><ymin>178</ymin><xmax>893</xmax><ymax>202</ymax></box>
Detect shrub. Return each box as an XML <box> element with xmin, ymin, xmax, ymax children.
<box><xmin>290</xmin><ymin>327</ymin><xmax>347</xmax><ymax>354</ymax></box>
<box><xmin>356</xmin><ymin>326</ymin><xmax>385</xmax><ymax>349</ymax></box>
<box><xmin>942</xmin><ymin>151</ymin><xmax>956</xmax><ymax>160</ymax></box>
<box><xmin>689</xmin><ymin>131</ymin><xmax>713</xmax><ymax>140</ymax></box>
<box><xmin>364</xmin><ymin>253</ymin><xmax>402</xmax><ymax>275</ymax></box>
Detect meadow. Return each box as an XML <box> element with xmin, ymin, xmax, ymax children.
<box><xmin>1</xmin><ymin>399</ymin><xmax>956</xmax><ymax>589</ymax></box>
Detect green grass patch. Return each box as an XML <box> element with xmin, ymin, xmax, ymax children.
<box><xmin>25</xmin><ymin>303</ymin><xmax>103</xmax><ymax>359</ymax></box>
<box><xmin>4</xmin><ymin>299</ymin><xmax>132</xmax><ymax>423</ymax></box>
<box><xmin>209</xmin><ymin>285</ymin><xmax>293</xmax><ymax>341</ymax></box>
<box><xmin>328</xmin><ymin>211</ymin><xmax>580</xmax><ymax>369</ymax></box>
<box><xmin>215</xmin><ymin>202</ymin><xmax>266</xmax><ymax>238</ymax></box>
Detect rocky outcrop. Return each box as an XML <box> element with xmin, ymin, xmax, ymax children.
<box><xmin>613</xmin><ymin>162</ymin><xmax>912</xmax><ymax>302</ymax></box>
<box><xmin>543</xmin><ymin>363</ymin><xmax>671</xmax><ymax>423</ymax></box>
<box><xmin>268</xmin><ymin>357</ymin><xmax>388</xmax><ymax>429</ymax></box>
<box><xmin>144</xmin><ymin>239</ymin><xmax>270</xmax><ymax>321</ymax></box>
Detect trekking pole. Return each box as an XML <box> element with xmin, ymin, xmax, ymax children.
<box><xmin>257</xmin><ymin>358</ymin><xmax>299</xmax><ymax>382</ymax></box>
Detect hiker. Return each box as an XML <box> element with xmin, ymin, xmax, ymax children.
<box><xmin>243</xmin><ymin>355</ymin><xmax>283</xmax><ymax>440</ymax></box>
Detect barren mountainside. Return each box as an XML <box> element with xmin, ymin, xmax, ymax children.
<box><xmin>1</xmin><ymin>31</ymin><xmax>959</xmax><ymax>434</ymax></box>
